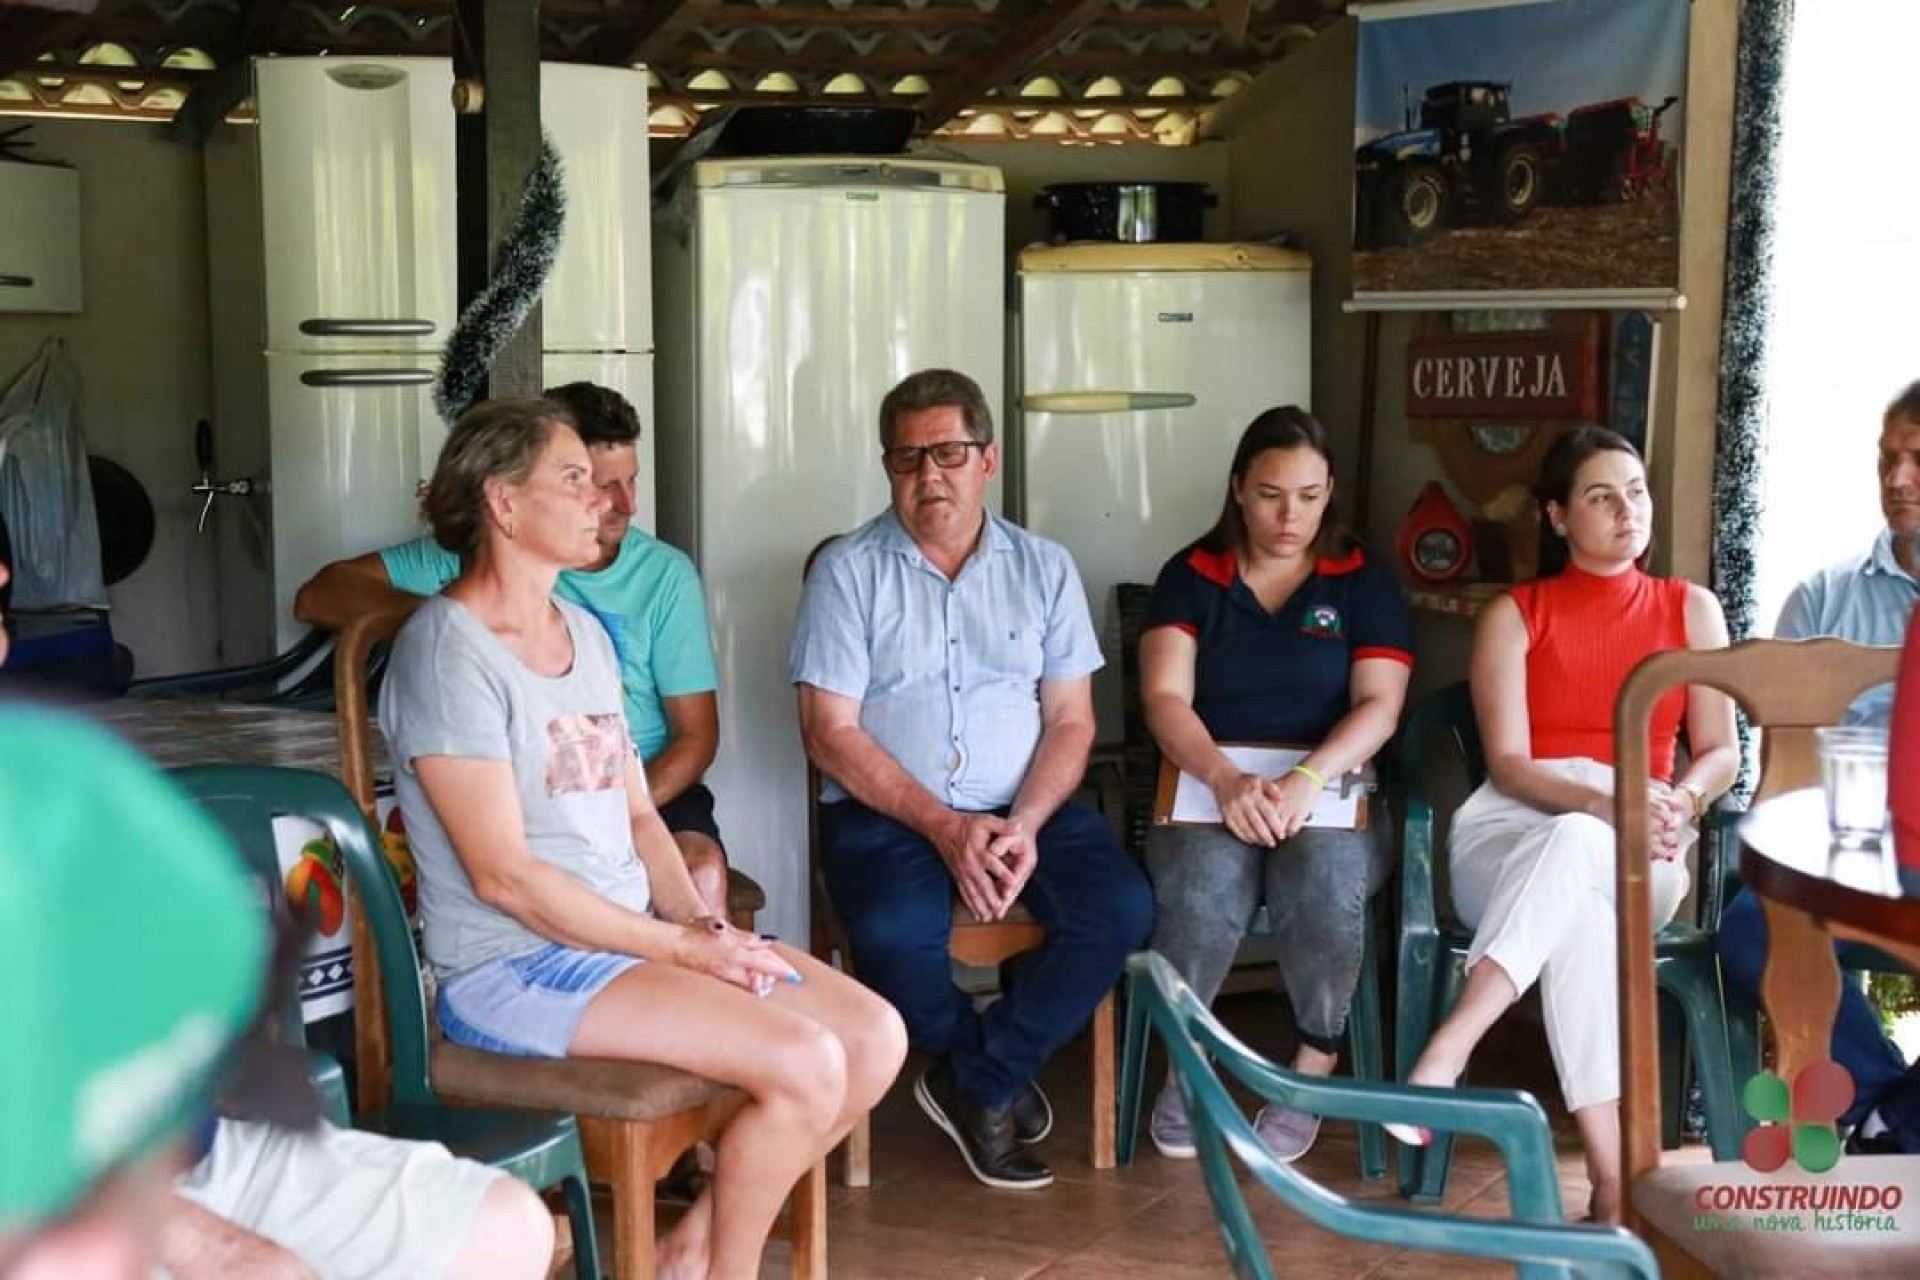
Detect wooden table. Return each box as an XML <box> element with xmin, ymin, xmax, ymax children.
<box><xmin>1738</xmin><ymin>787</ymin><xmax>1920</xmax><ymax>1084</ymax></box>
<box><xmin>94</xmin><ymin>695</ymin><xmax>385</xmax><ymax>776</ymax></box>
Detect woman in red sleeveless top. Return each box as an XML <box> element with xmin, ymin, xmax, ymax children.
<box><xmin>1395</xmin><ymin>427</ymin><xmax>1739</xmax><ymax>1223</ymax></box>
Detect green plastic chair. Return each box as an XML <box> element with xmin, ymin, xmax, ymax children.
<box><xmin>1116</xmin><ymin>903</ymin><xmax>1388</xmax><ymax>1178</ymax></box>
<box><xmin>1394</xmin><ymin>682</ymin><xmax>1746</xmax><ymax>1203</ymax></box>
<box><xmin>171</xmin><ymin>764</ymin><xmax>602</xmax><ymax>1280</ymax></box>
<box><xmin>1123</xmin><ymin>951</ymin><xmax>1660</xmax><ymax>1280</ymax></box>
<box><xmin>1113</xmin><ymin>580</ymin><xmax>1388</xmax><ymax>1179</ymax></box>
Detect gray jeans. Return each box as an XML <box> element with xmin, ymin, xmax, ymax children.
<box><xmin>1144</xmin><ymin>808</ymin><xmax>1391</xmax><ymax>1052</ymax></box>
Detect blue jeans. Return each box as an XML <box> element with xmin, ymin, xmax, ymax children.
<box><xmin>820</xmin><ymin>798</ymin><xmax>1153</xmax><ymax>1109</ymax></box>
<box><xmin>1716</xmin><ymin>887</ymin><xmax>1920</xmax><ymax>1143</ymax></box>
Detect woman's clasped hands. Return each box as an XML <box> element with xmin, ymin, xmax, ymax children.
<box><xmin>1645</xmin><ymin>781</ymin><xmax>1698</xmax><ymax>862</ymax></box>
<box><xmin>671</xmin><ymin>916</ymin><xmax>803</xmax><ymax>998</ymax></box>
<box><xmin>1211</xmin><ymin>766</ymin><xmax>1321</xmax><ymax>848</ymax></box>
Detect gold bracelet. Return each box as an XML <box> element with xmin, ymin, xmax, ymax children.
<box><xmin>1289</xmin><ymin>762</ymin><xmax>1327</xmax><ymax>790</ymax></box>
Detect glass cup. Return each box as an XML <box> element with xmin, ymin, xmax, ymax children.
<box><xmin>1817</xmin><ymin>725</ymin><xmax>1894</xmax><ymax>890</ymax></box>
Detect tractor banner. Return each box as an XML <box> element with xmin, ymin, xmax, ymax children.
<box><xmin>1350</xmin><ymin>0</ymin><xmax>1689</xmax><ymax>310</ymax></box>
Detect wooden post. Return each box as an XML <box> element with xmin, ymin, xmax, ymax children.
<box><xmin>454</xmin><ymin>0</ymin><xmax>543</xmax><ymax>398</ymax></box>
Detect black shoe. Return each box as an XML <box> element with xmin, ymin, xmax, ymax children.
<box><xmin>1011</xmin><ymin>1079</ymin><xmax>1053</xmax><ymax>1145</ymax></box>
<box><xmin>1846</xmin><ymin>1125</ymin><xmax>1911</xmax><ymax>1156</ymax></box>
<box><xmin>1844</xmin><ymin>1107</ymin><xmax>1914</xmax><ymax>1156</ymax></box>
<box><xmin>914</xmin><ymin>1059</ymin><xmax>1055</xmax><ymax>1190</ymax></box>
<box><xmin>1847</xmin><ymin>1128</ymin><xmax>1903</xmax><ymax>1156</ymax></box>
<box><xmin>656</xmin><ymin>1146</ymin><xmax>711</xmax><ymax>1205</ymax></box>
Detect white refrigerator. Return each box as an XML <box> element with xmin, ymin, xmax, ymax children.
<box><xmin>653</xmin><ymin>155</ymin><xmax>1006</xmax><ymax>946</ymax></box>
<box><xmin>209</xmin><ymin>57</ymin><xmax>654</xmax><ymax>659</ymax></box>
<box><xmin>1016</xmin><ymin>242</ymin><xmax>1313</xmax><ymax>744</ymax></box>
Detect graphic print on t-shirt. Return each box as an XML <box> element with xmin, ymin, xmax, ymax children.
<box><xmin>545</xmin><ymin>713</ymin><xmax>629</xmax><ymax>795</ymax></box>
<box><xmin>1301</xmin><ymin>604</ymin><xmax>1345</xmax><ymax>639</ymax></box>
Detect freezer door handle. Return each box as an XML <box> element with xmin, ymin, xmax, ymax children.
<box><xmin>1019</xmin><ymin>391</ymin><xmax>1197</xmax><ymax>414</ymax></box>
<box><xmin>0</xmin><ymin>274</ymin><xmax>33</xmax><ymax>288</ymax></box>
<box><xmin>299</xmin><ymin>368</ymin><xmax>437</xmax><ymax>387</ymax></box>
<box><xmin>298</xmin><ymin>318</ymin><xmax>437</xmax><ymax>337</ymax></box>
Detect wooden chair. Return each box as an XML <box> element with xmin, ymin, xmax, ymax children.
<box><xmin>335</xmin><ymin>605</ymin><xmax>826</xmax><ymax>1280</ymax></box>
<box><xmin>1125</xmin><ymin>951</ymin><xmax>1659</xmax><ymax>1280</ymax></box>
<box><xmin>171</xmin><ymin>763</ymin><xmax>603</xmax><ymax>1280</ymax></box>
<box><xmin>806</xmin><ymin>763</ymin><xmax>1118</xmax><ymax>1186</ymax></box>
<box><xmin>1617</xmin><ymin>637</ymin><xmax>1920</xmax><ymax>1278</ymax></box>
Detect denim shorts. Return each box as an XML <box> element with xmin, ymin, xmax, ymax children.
<box><xmin>437</xmin><ymin>944</ymin><xmax>640</xmax><ymax>1058</ymax></box>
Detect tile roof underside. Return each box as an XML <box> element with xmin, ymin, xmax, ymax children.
<box><xmin>0</xmin><ymin>0</ymin><xmax>1334</xmax><ymax>142</ymax></box>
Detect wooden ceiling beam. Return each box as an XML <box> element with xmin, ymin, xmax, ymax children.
<box><xmin>692</xmin><ymin>3</ymin><xmax>1312</xmax><ymax>33</ymax></box>
<box><xmin>5</xmin><ymin>9</ymin><xmax>231</xmax><ymax>56</ymax></box>
<box><xmin>1215</xmin><ymin>0</ymin><xmax>1254</xmax><ymax>45</ymax></box>
<box><xmin>654</xmin><ymin>87</ymin><xmax>1234</xmax><ymax>113</ymax></box>
<box><xmin>911</xmin><ymin>0</ymin><xmax>1111</xmax><ymax>134</ymax></box>
<box><xmin>29</xmin><ymin>59</ymin><xmax>207</xmax><ymax>81</ymax></box>
<box><xmin>702</xmin><ymin>4</ymin><xmax>1001</xmax><ymax>31</ymax></box>
<box><xmin>0</xmin><ymin>0</ymin><xmax>139</xmax><ymax>79</ymax></box>
<box><xmin>168</xmin><ymin>0</ymin><xmax>297</xmax><ymax>140</ymax></box>
<box><xmin>659</xmin><ymin>48</ymin><xmax>967</xmax><ymax>75</ymax></box>
<box><xmin>238</xmin><ymin>0</ymin><xmax>294</xmax><ymax>52</ymax></box>
<box><xmin>1037</xmin><ymin>49</ymin><xmax>1265</xmax><ymax>75</ymax></box>
<box><xmin>625</xmin><ymin>0</ymin><xmax>725</xmax><ymax>66</ymax></box>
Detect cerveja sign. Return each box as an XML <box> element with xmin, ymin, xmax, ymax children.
<box><xmin>1404</xmin><ymin>333</ymin><xmax>1603</xmax><ymax>419</ymax></box>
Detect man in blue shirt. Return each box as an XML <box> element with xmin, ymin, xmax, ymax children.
<box><xmin>1717</xmin><ymin>379</ymin><xmax>1920</xmax><ymax>1153</ymax></box>
<box><xmin>294</xmin><ymin>382</ymin><xmax>732</xmax><ymax>917</ymax></box>
<box><xmin>792</xmin><ymin>368</ymin><xmax>1152</xmax><ymax>1191</ymax></box>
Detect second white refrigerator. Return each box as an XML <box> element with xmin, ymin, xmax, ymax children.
<box><xmin>1017</xmin><ymin>242</ymin><xmax>1314</xmax><ymax>744</ymax></box>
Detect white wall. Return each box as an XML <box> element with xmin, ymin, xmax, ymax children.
<box><xmin>0</xmin><ymin>119</ymin><xmax>219</xmax><ymax>677</ymax></box>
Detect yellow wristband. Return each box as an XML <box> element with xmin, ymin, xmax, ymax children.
<box><xmin>1289</xmin><ymin>763</ymin><xmax>1327</xmax><ymax>790</ymax></box>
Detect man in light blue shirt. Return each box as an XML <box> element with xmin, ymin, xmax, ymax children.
<box><xmin>1718</xmin><ymin>379</ymin><xmax>1920</xmax><ymax>1153</ymax></box>
<box><xmin>792</xmin><ymin>368</ymin><xmax>1151</xmax><ymax>1191</ymax></box>
<box><xmin>1775</xmin><ymin>533</ymin><xmax>1919</xmax><ymax>724</ymax></box>
<box><xmin>294</xmin><ymin>383</ymin><xmax>732</xmax><ymax>917</ymax></box>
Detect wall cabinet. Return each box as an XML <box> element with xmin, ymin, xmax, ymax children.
<box><xmin>0</xmin><ymin>163</ymin><xmax>82</xmax><ymax>313</ymax></box>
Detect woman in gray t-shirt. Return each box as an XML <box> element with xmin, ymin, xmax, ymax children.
<box><xmin>380</xmin><ymin>397</ymin><xmax>907</xmax><ymax>1279</ymax></box>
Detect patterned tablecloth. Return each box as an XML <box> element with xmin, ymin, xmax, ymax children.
<box><xmin>95</xmin><ymin>697</ymin><xmax>401</xmax><ymax>1022</ymax></box>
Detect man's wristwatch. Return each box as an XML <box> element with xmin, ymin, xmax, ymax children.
<box><xmin>1678</xmin><ymin>780</ymin><xmax>1709</xmax><ymax>821</ymax></box>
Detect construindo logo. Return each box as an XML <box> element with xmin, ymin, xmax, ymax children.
<box><xmin>1692</xmin><ymin>1061</ymin><xmax>1905</xmax><ymax>1234</ymax></box>
<box><xmin>1741</xmin><ymin>1060</ymin><xmax>1853</xmax><ymax>1174</ymax></box>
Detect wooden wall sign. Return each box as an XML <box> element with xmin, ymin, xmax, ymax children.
<box><xmin>1405</xmin><ymin>331</ymin><xmax>1605</xmax><ymax>421</ymax></box>
<box><xmin>1404</xmin><ymin>310</ymin><xmax>1612</xmax><ymax>587</ymax></box>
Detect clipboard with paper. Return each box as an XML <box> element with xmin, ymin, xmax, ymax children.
<box><xmin>1152</xmin><ymin>744</ymin><xmax>1375</xmax><ymax>831</ymax></box>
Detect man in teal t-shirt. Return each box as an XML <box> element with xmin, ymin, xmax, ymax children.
<box><xmin>293</xmin><ymin>382</ymin><xmax>732</xmax><ymax>915</ymax></box>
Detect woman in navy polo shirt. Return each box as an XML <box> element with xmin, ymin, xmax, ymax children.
<box><xmin>1140</xmin><ymin>406</ymin><xmax>1413</xmax><ymax>1163</ymax></box>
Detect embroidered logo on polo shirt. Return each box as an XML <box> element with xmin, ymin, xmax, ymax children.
<box><xmin>1301</xmin><ymin>604</ymin><xmax>1344</xmax><ymax>639</ymax></box>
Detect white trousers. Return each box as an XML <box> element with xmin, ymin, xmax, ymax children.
<box><xmin>170</xmin><ymin>1118</ymin><xmax>501</xmax><ymax>1280</ymax></box>
<box><xmin>1449</xmin><ymin>758</ymin><xmax>1690</xmax><ymax>1111</ymax></box>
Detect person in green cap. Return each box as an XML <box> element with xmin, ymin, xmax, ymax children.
<box><xmin>0</xmin><ymin>701</ymin><xmax>283</xmax><ymax>1276</ymax></box>
<box><xmin>0</xmin><ymin>700</ymin><xmax>556</xmax><ymax>1280</ymax></box>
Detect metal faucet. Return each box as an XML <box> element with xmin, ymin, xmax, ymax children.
<box><xmin>190</xmin><ymin>418</ymin><xmax>257</xmax><ymax>533</ymax></box>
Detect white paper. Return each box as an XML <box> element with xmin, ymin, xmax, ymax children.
<box><xmin>1170</xmin><ymin>745</ymin><xmax>1368</xmax><ymax>829</ymax></box>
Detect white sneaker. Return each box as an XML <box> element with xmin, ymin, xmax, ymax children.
<box><xmin>1149</xmin><ymin>1081</ymin><xmax>1197</xmax><ymax>1159</ymax></box>
<box><xmin>1253</xmin><ymin>1103</ymin><xmax>1321</xmax><ymax>1163</ymax></box>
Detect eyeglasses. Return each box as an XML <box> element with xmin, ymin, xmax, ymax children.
<box><xmin>880</xmin><ymin>440</ymin><xmax>987</xmax><ymax>475</ymax></box>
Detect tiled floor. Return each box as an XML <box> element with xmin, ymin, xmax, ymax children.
<box><xmin>709</xmin><ymin>989</ymin><xmax>1690</xmax><ymax>1279</ymax></box>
